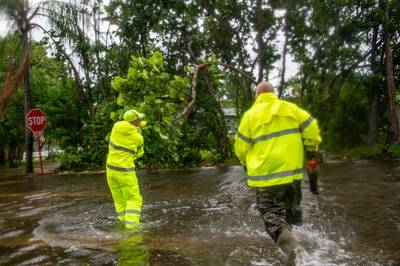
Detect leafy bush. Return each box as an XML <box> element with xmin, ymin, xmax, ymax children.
<box><xmin>58</xmin><ymin>148</ymin><xmax>87</xmax><ymax>170</ymax></box>
<box><xmin>109</xmin><ymin>51</ymin><xmax>192</xmax><ymax>169</ymax></box>
<box><xmin>342</xmin><ymin>145</ymin><xmax>383</xmax><ymax>159</ymax></box>
<box><xmin>388</xmin><ymin>144</ymin><xmax>400</xmax><ymax>158</ymax></box>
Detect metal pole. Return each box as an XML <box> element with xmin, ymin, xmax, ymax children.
<box><xmin>37</xmin><ymin>135</ymin><xmax>44</xmax><ymax>176</ymax></box>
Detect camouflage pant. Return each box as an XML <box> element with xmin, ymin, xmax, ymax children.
<box><xmin>256</xmin><ymin>180</ymin><xmax>302</xmax><ymax>242</ymax></box>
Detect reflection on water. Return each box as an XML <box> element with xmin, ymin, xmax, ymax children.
<box><xmin>0</xmin><ymin>160</ymin><xmax>399</xmax><ymax>265</ymax></box>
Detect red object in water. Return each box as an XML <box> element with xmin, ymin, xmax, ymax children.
<box><xmin>307</xmin><ymin>159</ymin><xmax>319</xmax><ymax>170</ymax></box>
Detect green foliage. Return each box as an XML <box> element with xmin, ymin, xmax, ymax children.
<box><xmin>322</xmin><ymin>79</ymin><xmax>369</xmax><ymax>151</ymax></box>
<box><xmin>29</xmin><ymin>46</ymin><xmax>81</xmax><ymax>147</ymax></box>
<box><xmin>388</xmin><ymin>144</ymin><xmax>400</xmax><ymax>158</ymax></box>
<box><xmin>177</xmin><ymin>120</ymin><xmax>222</xmax><ymax>167</ymax></box>
<box><xmin>0</xmin><ymin>36</ymin><xmax>24</xmax><ymax>153</ymax></box>
<box><xmin>58</xmin><ymin>148</ymin><xmax>87</xmax><ymax>171</ymax></box>
<box><xmin>0</xmin><ymin>89</ymin><xmax>25</xmax><ymax>150</ymax></box>
<box><xmin>57</xmin><ymin>101</ymin><xmax>113</xmax><ymax>170</ymax></box>
<box><xmin>3</xmin><ymin>0</ymin><xmax>400</xmax><ymax>170</ymax></box>
<box><xmin>199</xmin><ymin>150</ymin><xmax>219</xmax><ymax>164</ymax></box>
<box><xmin>342</xmin><ymin>144</ymin><xmax>384</xmax><ymax>159</ymax></box>
<box><xmin>110</xmin><ymin>51</ymin><xmax>190</xmax><ymax>169</ymax></box>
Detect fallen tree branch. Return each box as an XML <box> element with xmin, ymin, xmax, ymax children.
<box><xmin>174</xmin><ymin>62</ymin><xmax>209</xmax><ymax>124</ymax></box>
<box><xmin>174</xmin><ymin>61</ymin><xmax>257</xmax><ymax>124</ymax></box>
<box><xmin>175</xmin><ymin>42</ymin><xmax>257</xmax><ymax>124</ymax></box>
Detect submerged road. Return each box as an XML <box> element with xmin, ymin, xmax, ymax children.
<box><xmin>0</xmin><ymin>159</ymin><xmax>399</xmax><ymax>265</ymax></box>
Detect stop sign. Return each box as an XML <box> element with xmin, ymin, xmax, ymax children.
<box><xmin>26</xmin><ymin>109</ymin><xmax>47</xmax><ymax>135</ymax></box>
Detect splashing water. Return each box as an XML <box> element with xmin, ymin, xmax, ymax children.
<box><xmin>0</xmin><ymin>160</ymin><xmax>399</xmax><ymax>265</ymax></box>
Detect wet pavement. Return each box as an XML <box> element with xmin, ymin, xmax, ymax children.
<box><xmin>0</xmin><ymin>159</ymin><xmax>399</xmax><ymax>265</ymax></box>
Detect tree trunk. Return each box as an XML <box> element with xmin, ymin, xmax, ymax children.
<box><xmin>0</xmin><ymin>145</ymin><xmax>4</xmax><ymax>165</ymax></box>
<box><xmin>368</xmin><ymin>91</ymin><xmax>379</xmax><ymax>146</ymax></box>
<box><xmin>23</xmin><ymin>32</ymin><xmax>33</xmax><ymax>174</ymax></box>
<box><xmin>203</xmin><ymin>74</ymin><xmax>230</xmax><ymax>159</ymax></box>
<box><xmin>279</xmin><ymin>13</ymin><xmax>289</xmax><ymax>98</ymax></box>
<box><xmin>380</xmin><ymin>0</ymin><xmax>399</xmax><ymax>144</ymax></box>
<box><xmin>235</xmin><ymin>32</ymin><xmax>253</xmax><ymax>107</ymax></box>
<box><xmin>367</xmin><ymin>23</ymin><xmax>380</xmax><ymax>147</ymax></box>
<box><xmin>255</xmin><ymin>0</ymin><xmax>264</xmax><ymax>83</ymax></box>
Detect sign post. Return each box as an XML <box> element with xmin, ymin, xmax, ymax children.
<box><xmin>26</xmin><ymin>109</ymin><xmax>47</xmax><ymax>175</ymax></box>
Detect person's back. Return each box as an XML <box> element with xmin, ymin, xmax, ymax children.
<box><xmin>107</xmin><ymin>120</ymin><xmax>143</xmax><ymax>170</ymax></box>
<box><xmin>237</xmin><ymin>92</ymin><xmax>308</xmax><ymax>187</ymax></box>
<box><xmin>234</xmin><ymin>81</ymin><xmax>321</xmax><ymax>265</ymax></box>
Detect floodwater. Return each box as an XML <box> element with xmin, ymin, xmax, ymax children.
<box><xmin>0</xmin><ymin>159</ymin><xmax>399</xmax><ymax>265</ymax></box>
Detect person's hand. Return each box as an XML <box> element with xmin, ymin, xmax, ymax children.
<box><xmin>305</xmin><ymin>149</ymin><xmax>320</xmax><ymax>195</ymax></box>
<box><xmin>308</xmin><ymin>167</ymin><xmax>319</xmax><ymax>195</ymax></box>
<box><xmin>306</xmin><ymin>150</ymin><xmax>318</xmax><ymax>160</ymax></box>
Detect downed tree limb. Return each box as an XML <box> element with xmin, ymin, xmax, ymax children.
<box><xmin>174</xmin><ymin>62</ymin><xmax>209</xmax><ymax>124</ymax></box>
<box><xmin>174</xmin><ymin>61</ymin><xmax>256</xmax><ymax>124</ymax></box>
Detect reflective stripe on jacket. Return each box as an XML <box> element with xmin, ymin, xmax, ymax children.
<box><xmin>106</xmin><ymin>121</ymin><xmax>144</xmax><ymax>171</ymax></box>
<box><xmin>234</xmin><ymin>93</ymin><xmax>322</xmax><ymax>187</ymax></box>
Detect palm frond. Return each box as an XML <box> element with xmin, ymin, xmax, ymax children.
<box><xmin>41</xmin><ymin>0</ymin><xmax>92</xmax><ymax>44</ymax></box>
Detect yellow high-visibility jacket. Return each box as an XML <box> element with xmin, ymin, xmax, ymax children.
<box><xmin>234</xmin><ymin>93</ymin><xmax>322</xmax><ymax>187</ymax></box>
<box><xmin>106</xmin><ymin>121</ymin><xmax>144</xmax><ymax>172</ymax></box>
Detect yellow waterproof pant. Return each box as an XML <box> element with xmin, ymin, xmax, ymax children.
<box><xmin>106</xmin><ymin>168</ymin><xmax>142</xmax><ymax>229</ymax></box>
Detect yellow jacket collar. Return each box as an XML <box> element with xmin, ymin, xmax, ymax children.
<box><xmin>116</xmin><ymin>120</ymin><xmax>139</xmax><ymax>133</ymax></box>
<box><xmin>254</xmin><ymin>92</ymin><xmax>278</xmax><ymax>105</ymax></box>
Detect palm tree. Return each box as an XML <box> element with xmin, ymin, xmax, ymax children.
<box><xmin>0</xmin><ymin>0</ymin><xmax>40</xmax><ymax>174</ymax></box>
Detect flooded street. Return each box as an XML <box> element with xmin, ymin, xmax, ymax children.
<box><xmin>0</xmin><ymin>159</ymin><xmax>399</xmax><ymax>265</ymax></box>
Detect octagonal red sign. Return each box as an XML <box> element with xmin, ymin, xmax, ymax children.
<box><xmin>26</xmin><ymin>109</ymin><xmax>47</xmax><ymax>135</ymax></box>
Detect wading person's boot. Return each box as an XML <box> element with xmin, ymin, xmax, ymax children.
<box><xmin>276</xmin><ymin>228</ymin><xmax>298</xmax><ymax>266</ymax></box>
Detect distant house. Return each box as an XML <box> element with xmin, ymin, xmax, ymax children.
<box><xmin>222</xmin><ymin>108</ymin><xmax>238</xmax><ymax>137</ymax></box>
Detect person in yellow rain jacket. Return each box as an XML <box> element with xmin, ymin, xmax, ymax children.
<box><xmin>234</xmin><ymin>81</ymin><xmax>321</xmax><ymax>263</ymax></box>
<box><xmin>106</xmin><ymin>109</ymin><xmax>145</xmax><ymax>229</ymax></box>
